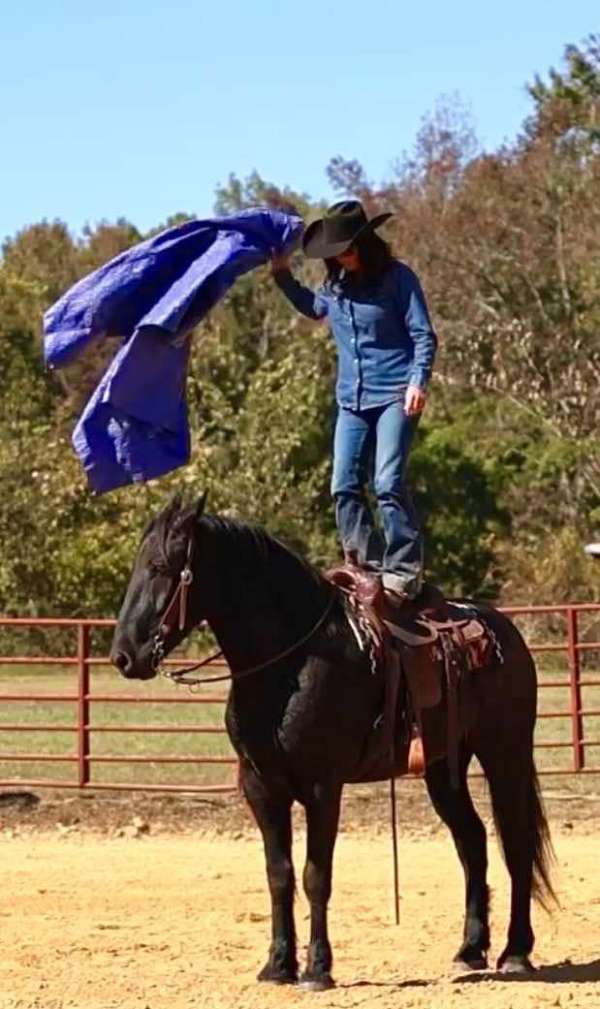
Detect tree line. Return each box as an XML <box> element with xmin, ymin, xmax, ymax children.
<box><xmin>1</xmin><ymin>37</ymin><xmax>599</xmax><ymax>623</ymax></box>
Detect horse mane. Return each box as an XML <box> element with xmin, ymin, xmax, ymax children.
<box><xmin>195</xmin><ymin>514</ymin><xmax>343</xmax><ymax>655</ymax></box>
<box><xmin>199</xmin><ymin>514</ymin><xmax>326</xmax><ymax>592</ymax></box>
<box><xmin>145</xmin><ymin>501</ymin><xmax>331</xmax><ymax>635</ymax></box>
<box><xmin>147</xmin><ymin>498</ymin><xmax>326</xmax><ymax>588</ymax></box>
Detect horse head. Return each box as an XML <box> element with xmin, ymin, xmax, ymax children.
<box><xmin>110</xmin><ymin>492</ymin><xmax>207</xmax><ymax>680</ymax></box>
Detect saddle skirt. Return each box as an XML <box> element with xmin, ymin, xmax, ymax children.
<box><xmin>325</xmin><ymin>564</ymin><xmax>501</xmax><ymax>786</ymax></box>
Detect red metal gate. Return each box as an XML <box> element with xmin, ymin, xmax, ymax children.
<box><xmin>0</xmin><ymin>605</ymin><xmax>599</xmax><ymax>793</ymax></box>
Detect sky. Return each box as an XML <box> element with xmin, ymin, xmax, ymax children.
<box><xmin>1</xmin><ymin>1</ymin><xmax>597</xmax><ymax>243</ymax></box>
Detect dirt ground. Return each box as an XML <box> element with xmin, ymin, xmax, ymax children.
<box><xmin>0</xmin><ymin>785</ymin><xmax>599</xmax><ymax>1009</ymax></box>
<box><xmin>1</xmin><ymin>777</ymin><xmax>599</xmax><ymax>836</ymax></box>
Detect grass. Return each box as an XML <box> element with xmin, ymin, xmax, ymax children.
<box><xmin>506</xmin><ymin>610</ymin><xmax>600</xmax><ymax>794</ymax></box>
<box><xmin>0</xmin><ymin>664</ymin><xmax>234</xmax><ymax>789</ymax></box>
<box><xmin>0</xmin><ymin>609</ymin><xmax>599</xmax><ymax>794</ymax></box>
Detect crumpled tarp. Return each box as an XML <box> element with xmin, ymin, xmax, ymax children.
<box><xmin>43</xmin><ymin>208</ymin><xmax>303</xmax><ymax>493</ymax></box>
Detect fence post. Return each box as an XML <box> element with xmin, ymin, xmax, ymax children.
<box><xmin>566</xmin><ymin>607</ymin><xmax>584</xmax><ymax>771</ymax></box>
<box><xmin>77</xmin><ymin>624</ymin><xmax>91</xmax><ymax>787</ymax></box>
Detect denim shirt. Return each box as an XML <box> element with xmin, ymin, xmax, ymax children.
<box><xmin>275</xmin><ymin>260</ymin><xmax>437</xmax><ymax>411</ymax></box>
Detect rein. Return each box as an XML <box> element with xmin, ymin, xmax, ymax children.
<box><xmin>151</xmin><ymin>534</ymin><xmax>338</xmax><ymax>686</ymax></box>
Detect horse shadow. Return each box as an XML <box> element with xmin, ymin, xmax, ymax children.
<box><xmin>454</xmin><ymin>958</ymin><xmax>600</xmax><ymax>985</ymax></box>
<box><xmin>339</xmin><ymin>959</ymin><xmax>600</xmax><ymax>992</ymax></box>
<box><xmin>340</xmin><ymin>979</ymin><xmax>432</xmax><ymax>991</ymax></box>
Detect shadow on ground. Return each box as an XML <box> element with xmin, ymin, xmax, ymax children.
<box><xmin>454</xmin><ymin>958</ymin><xmax>600</xmax><ymax>985</ymax></box>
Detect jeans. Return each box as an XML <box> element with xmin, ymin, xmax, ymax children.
<box><xmin>330</xmin><ymin>401</ymin><xmax>423</xmax><ymax>598</ymax></box>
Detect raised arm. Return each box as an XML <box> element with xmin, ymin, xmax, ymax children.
<box><xmin>271</xmin><ymin>254</ymin><xmax>328</xmax><ymax>322</ymax></box>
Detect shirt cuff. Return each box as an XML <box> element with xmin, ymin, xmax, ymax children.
<box><xmin>408</xmin><ymin>369</ymin><xmax>430</xmax><ymax>391</ymax></box>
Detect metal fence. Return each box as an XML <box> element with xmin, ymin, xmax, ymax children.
<box><xmin>0</xmin><ymin>604</ymin><xmax>599</xmax><ymax>793</ymax></box>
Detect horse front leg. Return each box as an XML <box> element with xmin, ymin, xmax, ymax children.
<box><xmin>241</xmin><ymin>764</ymin><xmax>298</xmax><ymax>984</ymax></box>
<box><xmin>299</xmin><ymin>780</ymin><xmax>343</xmax><ymax>991</ymax></box>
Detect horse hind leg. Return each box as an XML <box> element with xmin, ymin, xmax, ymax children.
<box><xmin>241</xmin><ymin>766</ymin><xmax>298</xmax><ymax>984</ymax></box>
<box><xmin>477</xmin><ymin>734</ymin><xmax>555</xmax><ymax>973</ymax></box>
<box><xmin>425</xmin><ymin>747</ymin><xmax>490</xmax><ymax>970</ymax></box>
<box><xmin>299</xmin><ymin>780</ymin><xmax>343</xmax><ymax>991</ymax></box>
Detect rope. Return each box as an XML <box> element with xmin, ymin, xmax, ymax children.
<box><xmin>162</xmin><ymin>592</ymin><xmax>337</xmax><ymax>687</ymax></box>
<box><xmin>390</xmin><ymin>775</ymin><xmax>400</xmax><ymax>926</ymax></box>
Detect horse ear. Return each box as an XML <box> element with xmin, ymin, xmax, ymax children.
<box><xmin>195</xmin><ymin>491</ymin><xmax>208</xmax><ymax>520</ymax></box>
<box><xmin>164</xmin><ymin>492</ymin><xmax>190</xmax><ymax>535</ymax></box>
<box><xmin>173</xmin><ymin>492</ymin><xmax>206</xmax><ymax>535</ymax></box>
<box><xmin>169</xmin><ymin>492</ymin><xmax>184</xmax><ymax>514</ymax></box>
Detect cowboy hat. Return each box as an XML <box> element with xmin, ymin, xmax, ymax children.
<box><xmin>302</xmin><ymin>200</ymin><xmax>393</xmax><ymax>259</ymax></box>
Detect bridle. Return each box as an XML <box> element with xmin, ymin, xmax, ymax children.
<box><xmin>150</xmin><ymin>532</ymin><xmax>337</xmax><ymax>687</ymax></box>
<box><xmin>150</xmin><ymin>533</ymin><xmax>198</xmax><ymax>673</ymax></box>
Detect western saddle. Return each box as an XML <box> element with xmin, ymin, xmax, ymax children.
<box><xmin>325</xmin><ymin>564</ymin><xmax>497</xmax><ymax>788</ymax></box>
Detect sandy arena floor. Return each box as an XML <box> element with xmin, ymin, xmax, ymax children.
<box><xmin>0</xmin><ymin>825</ymin><xmax>598</xmax><ymax>1009</ymax></box>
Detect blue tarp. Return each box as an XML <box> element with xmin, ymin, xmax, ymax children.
<box><xmin>43</xmin><ymin>208</ymin><xmax>303</xmax><ymax>493</ymax></box>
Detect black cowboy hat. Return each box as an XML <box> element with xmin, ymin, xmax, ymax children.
<box><xmin>302</xmin><ymin>200</ymin><xmax>393</xmax><ymax>259</ymax></box>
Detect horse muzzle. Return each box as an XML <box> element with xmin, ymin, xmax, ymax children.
<box><xmin>110</xmin><ymin>645</ymin><xmax>157</xmax><ymax>680</ymax></box>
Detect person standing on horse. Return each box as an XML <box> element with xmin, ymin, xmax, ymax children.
<box><xmin>272</xmin><ymin>200</ymin><xmax>437</xmax><ymax>605</ymax></box>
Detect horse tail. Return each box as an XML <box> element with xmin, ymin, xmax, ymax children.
<box><xmin>528</xmin><ymin>761</ymin><xmax>558</xmax><ymax>910</ymax></box>
<box><xmin>488</xmin><ymin>753</ymin><xmax>557</xmax><ymax>911</ymax></box>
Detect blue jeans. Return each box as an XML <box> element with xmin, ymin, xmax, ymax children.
<box><xmin>331</xmin><ymin>402</ymin><xmax>423</xmax><ymax>598</ymax></box>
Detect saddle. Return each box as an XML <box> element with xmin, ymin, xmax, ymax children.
<box><xmin>325</xmin><ymin>564</ymin><xmax>497</xmax><ymax>787</ymax></box>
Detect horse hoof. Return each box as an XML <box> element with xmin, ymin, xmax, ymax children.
<box><xmin>257</xmin><ymin>964</ymin><xmax>297</xmax><ymax>985</ymax></box>
<box><xmin>453</xmin><ymin>954</ymin><xmax>488</xmax><ymax>972</ymax></box>
<box><xmin>497</xmin><ymin>955</ymin><xmax>535</xmax><ymax>974</ymax></box>
<box><xmin>298</xmin><ymin>973</ymin><xmax>335</xmax><ymax>992</ymax></box>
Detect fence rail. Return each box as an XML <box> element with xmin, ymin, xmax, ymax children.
<box><xmin>1</xmin><ymin>604</ymin><xmax>599</xmax><ymax>793</ymax></box>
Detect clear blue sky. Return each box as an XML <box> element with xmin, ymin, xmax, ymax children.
<box><xmin>1</xmin><ymin>1</ymin><xmax>597</xmax><ymax>242</ymax></box>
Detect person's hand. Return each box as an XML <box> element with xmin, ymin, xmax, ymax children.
<box><xmin>404</xmin><ymin>384</ymin><xmax>427</xmax><ymax>416</ymax></box>
<box><xmin>271</xmin><ymin>252</ymin><xmax>291</xmax><ymax>274</ymax></box>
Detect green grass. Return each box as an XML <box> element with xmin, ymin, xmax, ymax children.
<box><xmin>0</xmin><ymin>610</ymin><xmax>599</xmax><ymax>794</ymax></box>
<box><xmin>507</xmin><ymin>611</ymin><xmax>600</xmax><ymax>793</ymax></box>
<box><xmin>0</xmin><ymin>664</ymin><xmax>235</xmax><ymax>789</ymax></box>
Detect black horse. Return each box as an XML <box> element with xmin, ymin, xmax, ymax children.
<box><xmin>111</xmin><ymin>495</ymin><xmax>555</xmax><ymax>989</ymax></box>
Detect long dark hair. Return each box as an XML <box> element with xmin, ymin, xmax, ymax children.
<box><xmin>324</xmin><ymin>231</ymin><xmax>394</xmax><ymax>287</ymax></box>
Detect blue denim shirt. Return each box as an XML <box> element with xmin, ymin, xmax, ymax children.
<box><xmin>275</xmin><ymin>260</ymin><xmax>437</xmax><ymax>411</ymax></box>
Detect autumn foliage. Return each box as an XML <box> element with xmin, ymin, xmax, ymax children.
<box><xmin>1</xmin><ymin>38</ymin><xmax>599</xmax><ymax>618</ymax></box>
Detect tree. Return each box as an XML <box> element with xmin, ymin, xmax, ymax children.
<box><xmin>527</xmin><ymin>34</ymin><xmax>600</xmax><ymax>148</ymax></box>
<box><xmin>214</xmin><ymin>170</ymin><xmax>312</xmax><ymax>218</ymax></box>
<box><xmin>3</xmin><ymin>40</ymin><xmax>600</xmax><ymax>621</ymax></box>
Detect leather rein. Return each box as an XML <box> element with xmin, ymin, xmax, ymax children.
<box><xmin>151</xmin><ymin>533</ymin><xmax>337</xmax><ymax>687</ymax></box>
